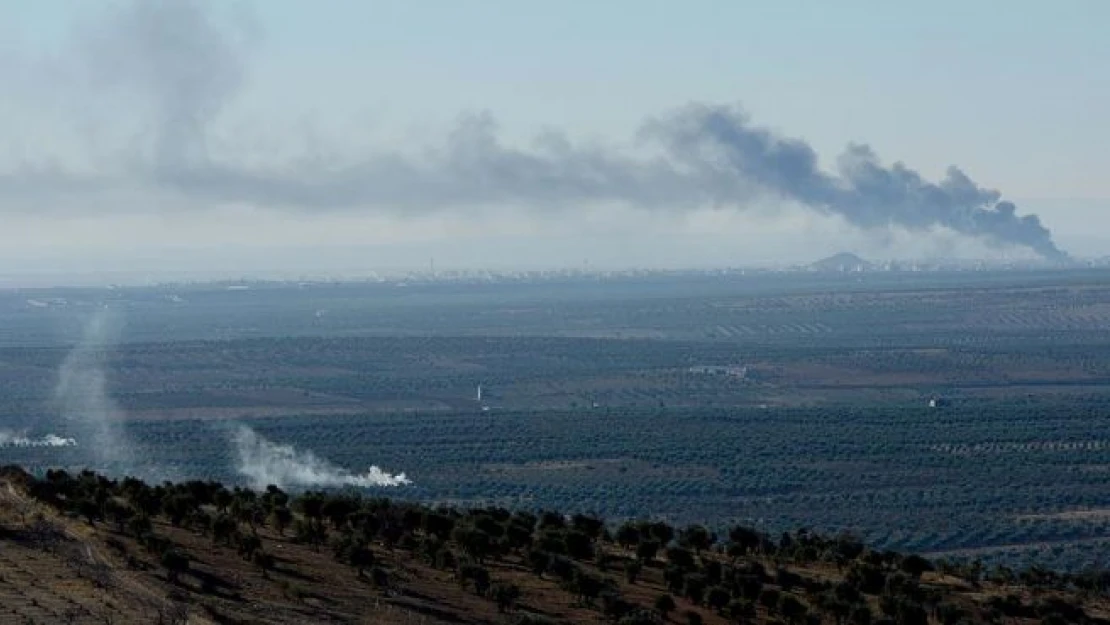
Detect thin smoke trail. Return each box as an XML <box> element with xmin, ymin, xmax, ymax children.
<box><xmin>53</xmin><ymin>309</ymin><xmax>134</xmax><ymax>471</ymax></box>
<box><xmin>231</xmin><ymin>425</ymin><xmax>411</xmax><ymax>490</ymax></box>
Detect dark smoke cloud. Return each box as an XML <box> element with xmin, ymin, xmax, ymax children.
<box><xmin>645</xmin><ymin>106</ymin><xmax>1068</xmax><ymax>261</ymax></box>
<box><xmin>0</xmin><ymin>0</ymin><xmax>1069</xmax><ymax>262</ymax></box>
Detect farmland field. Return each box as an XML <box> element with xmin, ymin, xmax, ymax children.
<box><xmin>4</xmin><ymin>268</ymin><xmax>1110</xmax><ymax>571</ymax></box>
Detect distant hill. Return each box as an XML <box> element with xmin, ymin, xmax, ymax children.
<box><xmin>809</xmin><ymin>252</ymin><xmax>874</xmax><ymax>272</ymax></box>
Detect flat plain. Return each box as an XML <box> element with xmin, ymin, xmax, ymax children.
<box><xmin>4</xmin><ymin>268</ymin><xmax>1110</xmax><ymax>571</ymax></box>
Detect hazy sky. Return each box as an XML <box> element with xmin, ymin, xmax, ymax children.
<box><xmin>3</xmin><ymin>1</ymin><xmax>1108</xmax><ymax>282</ymax></box>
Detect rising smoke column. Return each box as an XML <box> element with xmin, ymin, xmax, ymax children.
<box><xmin>232</xmin><ymin>425</ymin><xmax>410</xmax><ymax>491</ymax></box>
<box><xmin>53</xmin><ymin>309</ymin><xmax>134</xmax><ymax>471</ymax></box>
<box><xmin>0</xmin><ymin>0</ymin><xmax>1071</xmax><ymax>262</ymax></box>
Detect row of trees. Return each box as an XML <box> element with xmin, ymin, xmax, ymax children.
<box><xmin>3</xmin><ymin>465</ymin><xmax>1097</xmax><ymax>625</ymax></box>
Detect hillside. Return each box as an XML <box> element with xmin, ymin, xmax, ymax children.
<box><xmin>0</xmin><ymin>467</ymin><xmax>1107</xmax><ymax>625</ymax></box>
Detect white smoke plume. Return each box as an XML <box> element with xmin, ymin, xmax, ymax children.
<box><xmin>232</xmin><ymin>425</ymin><xmax>411</xmax><ymax>490</ymax></box>
<box><xmin>53</xmin><ymin>309</ymin><xmax>133</xmax><ymax>470</ymax></box>
<box><xmin>0</xmin><ymin>430</ymin><xmax>77</xmax><ymax>448</ymax></box>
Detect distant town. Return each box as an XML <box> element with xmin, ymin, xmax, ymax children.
<box><xmin>5</xmin><ymin>251</ymin><xmax>1109</xmax><ymax>292</ymax></box>
<box><xmin>184</xmin><ymin>252</ymin><xmax>1106</xmax><ymax>289</ymax></box>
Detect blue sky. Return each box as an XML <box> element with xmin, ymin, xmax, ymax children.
<box><xmin>2</xmin><ymin>1</ymin><xmax>1108</xmax><ymax>279</ymax></box>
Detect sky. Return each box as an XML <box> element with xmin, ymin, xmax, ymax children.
<box><xmin>2</xmin><ymin>0</ymin><xmax>1108</xmax><ymax>283</ymax></box>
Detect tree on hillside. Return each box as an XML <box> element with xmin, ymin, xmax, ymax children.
<box><xmin>494</xmin><ymin>583</ymin><xmax>521</xmax><ymax>613</ymax></box>
<box><xmin>705</xmin><ymin>586</ymin><xmax>730</xmax><ymax>612</ymax></box>
<box><xmin>103</xmin><ymin>499</ymin><xmax>134</xmax><ymax>534</ymax></box>
<box><xmin>849</xmin><ymin>603</ymin><xmax>873</xmax><ymax>625</ymax></box>
<box><xmin>728</xmin><ymin>525</ymin><xmax>762</xmax><ymax>557</ymax></box>
<box><xmin>817</xmin><ymin>594</ymin><xmax>852</xmax><ymax>625</ymax></box>
<box><xmin>625</xmin><ymin>560</ymin><xmax>642</xmax><ymax>584</ymax></box>
<box><xmin>238</xmin><ymin>533</ymin><xmax>262</xmax><ymax>561</ymax></box>
<box><xmin>213</xmin><ymin>488</ymin><xmax>232</xmax><ymax>514</ymax></box>
<box><xmin>321</xmin><ymin>495</ymin><xmax>360</xmax><ymax>530</ymax></box>
<box><xmin>292</xmin><ymin>518</ymin><xmax>326</xmax><ymax>551</ymax></box>
<box><xmin>77</xmin><ymin>497</ymin><xmax>101</xmax><ymax>526</ymax></box>
<box><xmin>779</xmin><ymin>593</ymin><xmax>809</xmax><ymax>625</ymax></box>
<box><xmin>646</xmin><ymin>521</ymin><xmax>675</xmax><ymax>546</ymax></box>
<box><xmin>192</xmin><ymin>509</ymin><xmax>212</xmax><ymax>537</ymax></box>
<box><xmin>538</xmin><ymin>511</ymin><xmax>565</xmax><ymax>530</ymax></box>
<box><xmin>294</xmin><ymin>492</ymin><xmax>327</xmax><ymax>528</ymax></box>
<box><xmin>423</xmin><ymin>510</ymin><xmax>456</xmax><ymax>542</ymax></box>
<box><xmin>161</xmin><ymin>549</ymin><xmax>189</xmax><ymax>584</ymax></box>
<box><xmin>549</xmin><ymin>554</ymin><xmax>577</xmax><ymax>584</ymax></box>
<box><xmin>253</xmin><ymin>550</ymin><xmax>275</xmax><ymax>579</ymax></box>
<box><xmin>537</xmin><ymin>530</ymin><xmax>568</xmax><ymax>556</ymax></box>
<box><xmin>737</xmin><ymin>574</ymin><xmax>763</xmax><ymax>602</ymax></box>
<box><xmin>458</xmin><ymin>563</ymin><xmax>491</xmax><ymax>596</ymax></box>
<box><xmin>568</xmin><ymin>570</ymin><xmax>605</xmax><ymax>606</ymax></box>
<box><xmin>564</xmin><ymin>529</ymin><xmax>595</xmax><ymax>561</ymax></box>
<box><xmin>637</xmin><ymin>539</ymin><xmax>661</xmax><ymax>563</ymax></box>
<box><xmin>262</xmin><ymin>484</ymin><xmax>289</xmax><ymax>510</ymax></box>
<box><xmin>162</xmin><ymin>494</ymin><xmax>197</xmax><ymax>527</ymax></box>
<box><xmin>212</xmin><ymin>514</ymin><xmax>239</xmax><ymax>547</ymax></box>
<box><xmin>666</xmin><ymin>546</ymin><xmax>696</xmax><ymax>570</ymax></box>
<box><xmin>506</xmin><ymin>519</ymin><xmax>534</xmax><ymax>551</ymax></box>
<box><xmin>269</xmin><ymin>506</ymin><xmax>293</xmax><ymax>536</ymax></box>
<box><xmin>349</xmin><ymin>542</ymin><xmax>376</xmax><ymax>578</ymax></box>
<box><xmin>350</xmin><ymin>510</ymin><xmax>382</xmax><ymax>542</ymax></box>
<box><xmin>371</xmin><ymin>566</ymin><xmax>390</xmax><ymax>590</ymax></box>
<box><xmin>664</xmin><ymin>565</ymin><xmax>686</xmax><ymax>594</ymax></box>
<box><xmin>899</xmin><ymin>554</ymin><xmax>934</xmax><ymax>579</ymax></box>
<box><xmin>727</xmin><ymin>600</ymin><xmax>757</xmax><ymax>624</ymax></box>
<box><xmin>617</xmin><ymin>522</ymin><xmax>642</xmax><ymax>549</ymax></box>
<box><xmin>760</xmin><ymin>588</ymin><xmax>781</xmax><ymax>614</ymax></box>
<box><xmin>571</xmin><ymin>514</ymin><xmax>605</xmax><ymax>539</ymax></box>
<box><xmin>473</xmin><ymin>514</ymin><xmax>506</xmax><ymax>540</ymax></box>
<box><xmin>683</xmin><ymin>573</ymin><xmax>707</xmax><ymax>605</ymax></box>
<box><xmin>654</xmin><ymin>594</ymin><xmax>676</xmax><ymax>619</ymax></box>
<box><xmin>127</xmin><ymin>514</ymin><xmax>152</xmax><ymax>539</ymax></box>
<box><xmin>680</xmin><ymin>525</ymin><xmax>714</xmax><ymax>554</ymax></box>
<box><xmin>452</xmin><ymin>526</ymin><xmax>494</xmax><ymax>563</ymax></box>
<box><xmin>528</xmin><ymin>549</ymin><xmax>551</xmax><ymax>577</ymax></box>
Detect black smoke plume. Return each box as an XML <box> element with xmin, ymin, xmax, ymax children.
<box><xmin>644</xmin><ymin>105</ymin><xmax>1068</xmax><ymax>262</ymax></box>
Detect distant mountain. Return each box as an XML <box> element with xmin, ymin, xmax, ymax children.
<box><xmin>809</xmin><ymin>252</ymin><xmax>873</xmax><ymax>272</ymax></box>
